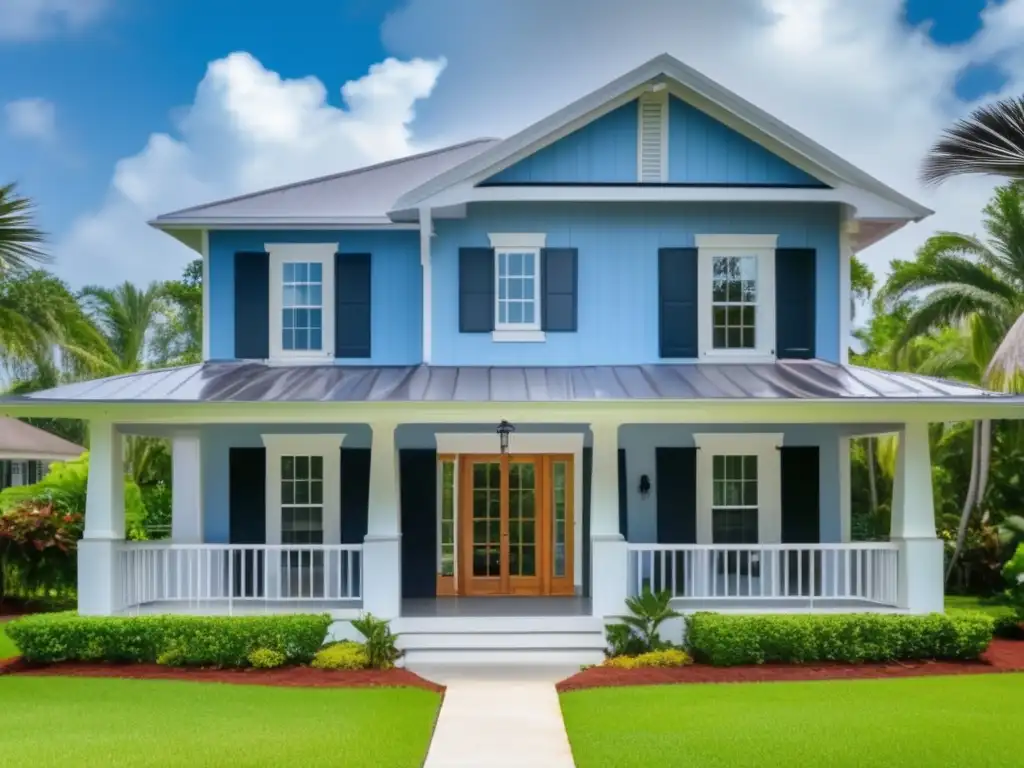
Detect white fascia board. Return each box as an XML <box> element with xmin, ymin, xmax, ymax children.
<box><xmin>149</xmin><ymin>217</ymin><xmax>416</xmax><ymax>230</ymax></box>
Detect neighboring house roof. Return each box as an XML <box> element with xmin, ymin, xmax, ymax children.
<box><xmin>149</xmin><ymin>138</ymin><xmax>500</xmax><ymax>229</ymax></box>
<box><xmin>0</xmin><ymin>417</ymin><xmax>83</xmax><ymax>461</ymax></box>
<box><xmin>2</xmin><ymin>361</ymin><xmax>1013</xmax><ymax>404</ymax></box>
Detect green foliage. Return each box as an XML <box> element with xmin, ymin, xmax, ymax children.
<box><xmin>1001</xmin><ymin>543</ymin><xmax>1024</xmax><ymax>622</ymax></box>
<box><xmin>247</xmin><ymin>648</ymin><xmax>287</xmax><ymax>669</ymax></box>
<box><xmin>602</xmin><ymin>648</ymin><xmax>692</xmax><ymax>669</ymax></box>
<box><xmin>605</xmin><ymin>588</ymin><xmax>680</xmax><ymax>656</ymax></box>
<box><xmin>5</xmin><ymin>612</ymin><xmax>331</xmax><ymax>667</ymax></box>
<box><xmin>350</xmin><ymin>613</ymin><xmax>402</xmax><ymax>670</ymax></box>
<box><xmin>151</xmin><ymin>258</ymin><xmax>202</xmax><ymax>366</ymax></box>
<box><xmin>139</xmin><ymin>481</ymin><xmax>172</xmax><ymax>537</ymax></box>
<box><xmin>685</xmin><ymin>612</ymin><xmax>994</xmax><ymax>666</ymax></box>
<box><xmin>311</xmin><ymin>642</ymin><xmax>370</xmax><ymax>670</ymax></box>
<box><xmin>0</xmin><ymin>502</ymin><xmax>82</xmax><ymax>597</ymax></box>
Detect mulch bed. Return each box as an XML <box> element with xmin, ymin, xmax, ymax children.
<box><xmin>0</xmin><ymin>657</ymin><xmax>443</xmax><ymax>692</ymax></box>
<box><xmin>557</xmin><ymin>639</ymin><xmax>1024</xmax><ymax>692</ymax></box>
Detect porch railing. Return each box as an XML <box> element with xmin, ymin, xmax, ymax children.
<box><xmin>116</xmin><ymin>543</ymin><xmax>363</xmax><ymax>611</ymax></box>
<box><xmin>626</xmin><ymin>543</ymin><xmax>900</xmax><ymax>606</ymax></box>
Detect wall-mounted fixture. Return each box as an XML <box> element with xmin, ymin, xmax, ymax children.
<box><xmin>638</xmin><ymin>474</ymin><xmax>651</xmax><ymax>498</ymax></box>
<box><xmin>496</xmin><ymin>420</ymin><xmax>515</xmax><ymax>454</ymax></box>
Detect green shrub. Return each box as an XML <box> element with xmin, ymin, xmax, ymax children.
<box><xmin>311</xmin><ymin>642</ymin><xmax>369</xmax><ymax>670</ymax></box>
<box><xmin>248</xmin><ymin>648</ymin><xmax>286</xmax><ymax>669</ymax></box>
<box><xmin>686</xmin><ymin>612</ymin><xmax>994</xmax><ymax>666</ymax></box>
<box><xmin>350</xmin><ymin>613</ymin><xmax>401</xmax><ymax>670</ymax></box>
<box><xmin>605</xmin><ymin>588</ymin><xmax>680</xmax><ymax>657</ymax></box>
<box><xmin>1001</xmin><ymin>543</ymin><xmax>1024</xmax><ymax>623</ymax></box>
<box><xmin>603</xmin><ymin>648</ymin><xmax>692</xmax><ymax>669</ymax></box>
<box><xmin>5</xmin><ymin>612</ymin><xmax>331</xmax><ymax>667</ymax></box>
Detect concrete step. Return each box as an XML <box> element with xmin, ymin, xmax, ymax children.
<box><xmin>395</xmin><ymin>615</ymin><xmax>604</xmax><ymax>635</ymax></box>
<box><xmin>403</xmin><ymin>647</ymin><xmax>606</xmax><ymax>665</ymax></box>
<box><xmin>398</xmin><ymin>631</ymin><xmax>605</xmax><ymax>651</ymax></box>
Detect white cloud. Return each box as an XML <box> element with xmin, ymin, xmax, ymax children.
<box><xmin>0</xmin><ymin>0</ymin><xmax>109</xmax><ymax>41</ymax></box>
<box><xmin>4</xmin><ymin>97</ymin><xmax>57</xmax><ymax>142</ymax></box>
<box><xmin>56</xmin><ymin>53</ymin><xmax>446</xmax><ymax>285</ymax></box>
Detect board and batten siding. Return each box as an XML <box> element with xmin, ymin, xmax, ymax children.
<box><xmin>431</xmin><ymin>202</ymin><xmax>842</xmax><ymax>365</ymax></box>
<box><xmin>207</xmin><ymin>230</ymin><xmax>421</xmax><ymax>364</ymax></box>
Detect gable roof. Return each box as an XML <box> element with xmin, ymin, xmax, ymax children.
<box><xmin>392</xmin><ymin>54</ymin><xmax>932</xmax><ymax>222</ymax></box>
<box><xmin>150</xmin><ymin>138</ymin><xmax>500</xmax><ymax>229</ymax></box>
<box><xmin>0</xmin><ymin>417</ymin><xmax>83</xmax><ymax>461</ymax></box>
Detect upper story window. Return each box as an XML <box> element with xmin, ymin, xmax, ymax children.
<box><xmin>266</xmin><ymin>243</ymin><xmax>337</xmax><ymax>362</ymax></box>
<box><xmin>488</xmin><ymin>233</ymin><xmax>547</xmax><ymax>342</ymax></box>
<box><xmin>282</xmin><ymin>262</ymin><xmax>323</xmax><ymax>352</ymax></box>
<box><xmin>696</xmin><ymin>235</ymin><xmax>777</xmax><ymax>362</ymax></box>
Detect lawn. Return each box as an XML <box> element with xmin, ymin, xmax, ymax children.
<box><xmin>0</xmin><ymin>623</ymin><xmax>17</xmax><ymax>659</ymax></box>
<box><xmin>945</xmin><ymin>594</ymin><xmax>1015</xmax><ymax>618</ymax></box>
<box><xmin>561</xmin><ymin>674</ymin><xmax>1024</xmax><ymax>767</ymax></box>
<box><xmin>0</xmin><ymin>677</ymin><xmax>440</xmax><ymax>768</ymax></box>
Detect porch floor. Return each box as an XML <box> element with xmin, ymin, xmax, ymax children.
<box><xmin>401</xmin><ymin>597</ymin><xmax>592</xmax><ymax>618</ymax></box>
<box><xmin>670</xmin><ymin>598</ymin><xmax>903</xmax><ymax>613</ymax></box>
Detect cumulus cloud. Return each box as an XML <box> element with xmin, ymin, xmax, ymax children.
<box><xmin>0</xmin><ymin>0</ymin><xmax>109</xmax><ymax>41</ymax></box>
<box><xmin>4</xmin><ymin>97</ymin><xmax>57</xmax><ymax>142</ymax></box>
<box><xmin>56</xmin><ymin>53</ymin><xmax>446</xmax><ymax>285</ymax></box>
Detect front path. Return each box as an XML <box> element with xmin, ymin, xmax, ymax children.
<box><xmin>418</xmin><ymin>665</ymin><xmax>577</xmax><ymax>768</ymax></box>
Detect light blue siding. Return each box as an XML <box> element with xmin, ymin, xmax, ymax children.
<box><xmin>484</xmin><ymin>102</ymin><xmax>638</xmax><ymax>184</ymax></box>
<box><xmin>667</xmin><ymin>97</ymin><xmax>824</xmax><ymax>185</ymax></box>
<box><xmin>432</xmin><ymin>202</ymin><xmax>841</xmax><ymax>365</ymax></box>
<box><xmin>207</xmin><ymin>229</ymin><xmax>422</xmax><ymax>364</ymax></box>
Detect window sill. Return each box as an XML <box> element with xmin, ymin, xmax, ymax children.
<box><xmin>700</xmin><ymin>351</ymin><xmax>777</xmax><ymax>365</ymax></box>
<box><xmin>492</xmin><ymin>329</ymin><xmax>546</xmax><ymax>343</ymax></box>
<box><xmin>266</xmin><ymin>354</ymin><xmax>335</xmax><ymax>367</ymax></box>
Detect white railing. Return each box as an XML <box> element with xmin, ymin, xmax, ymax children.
<box><xmin>626</xmin><ymin>543</ymin><xmax>900</xmax><ymax>606</ymax></box>
<box><xmin>117</xmin><ymin>544</ymin><xmax>363</xmax><ymax>611</ymax></box>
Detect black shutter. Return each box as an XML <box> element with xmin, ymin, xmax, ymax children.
<box><xmin>775</xmin><ymin>248</ymin><xmax>817</xmax><ymax>359</ymax></box>
<box><xmin>541</xmin><ymin>247</ymin><xmax>578</xmax><ymax>332</ymax></box>
<box><xmin>582</xmin><ymin>446</ymin><xmax>592</xmax><ymax>598</ymax></box>
<box><xmin>335</xmin><ymin>253</ymin><xmax>372</xmax><ymax>358</ymax></box>
<box><xmin>234</xmin><ymin>252</ymin><xmax>270</xmax><ymax>359</ymax></box>
<box><xmin>781</xmin><ymin>445</ymin><xmax>820</xmax><ymax>596</ymax></box>
<box><xmin>26</xmin><ymin>461</ymin><xmax>38</xmax><ymax>484</ymax></box>
<box><xmin>656</xmin><ymin>447</ymin><xmax>697</xmax><ymax>543</ymax></box>
<box><xmin>1</xmin><ymin>461</ymin><xmax>10</xmax><ymax>490</ymax></box>
<box><xmin>658</xmin><ymin>248</ymin><xmax>698</xmax><ymax>358</ymax></box>
<box><xmin>340</xmin><ymin>448</ymin><xmax>370</xmax><ymax>544</ymax></box>
<box><xmin>617</xmin><ymin>448</ymin><xmax>628</xmax><ymax>539</ymax></box>
<box><xmin>459</xmin><ymin>247</ymin><xmax>495</xmax><ymax>332</ymax></box>
<box><xmin>400</xmin><ymin>449</ymin><xmax>437</xmax><ymax>598</ymax></box>
<box><xmin>229</xmin><ymin>447</ymin><xmax>266</xmax><ymax>597</ymax></box>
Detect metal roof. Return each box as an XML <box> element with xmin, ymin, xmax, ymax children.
<box><xmin>2</xmin><ymin>360</ymin><xmax>1014</xmax><ymax>405</ymax></box>
<box><xmin>0</xmin><ymin>417</ymin><xmax>84</xmax><ymax>458</ymax></box>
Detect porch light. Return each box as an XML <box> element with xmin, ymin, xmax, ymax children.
<box><xmin>496</xmin><ymin>420</ymin><xmax>515</xmax><ymax>454</ymax></box>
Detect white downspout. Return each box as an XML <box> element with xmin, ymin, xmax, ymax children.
<box><xmin>419</xmin><ymin>207</ymin><xmax>432</xmax><ymax>365</ymax></box>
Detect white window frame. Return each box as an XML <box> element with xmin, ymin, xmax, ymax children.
<box><xmin>262</xmin><ymin>434</ymin><xmax>345</xmax><ymax>545</ymax></box>
<box><xmin>267</xmin><ymin>243</ymin><xmax>337</xmax><ymax>364</ymax></box>
<box><xmin>695</xmin><ymin>234</ymin><xmax>777</xmax><ymax>362</ymax></box>
<box><xmin>437</xmin><ymin>457</ymin><xmax>458</xmax><ymax>584</ymax></box>
<box><xmin>693</xmin><ymin>433</ymin><xmax>783</xmax><ymax>545</ymax></box>
<box><xmin>488</xmin><ymin>232</ymin><xmax>546</xmax><ymax>343</ymax></box>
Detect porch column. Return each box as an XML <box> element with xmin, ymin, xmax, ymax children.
<box><xmin>590</xmin><ymin>422</ymin><xmax>627</xmax><ymax>619</ymax></box>
<box><xmin>362</xmin><ymin>422</ymin><xmax>401</xmax><ymax>619</ymax></box>
<box><xmin>78</xmin><ymin>420</ymin><xmax>125</xmax><ymax>615</ymax></box>
<box><xmin>171</xmin><ymin>432</ymin><xmax>203</xmax><ymax>543</ymax></box>
<box><xmin>891</xmin><ymin>421</ymin><xmax>943</xmax><ymax>613</ymax></box>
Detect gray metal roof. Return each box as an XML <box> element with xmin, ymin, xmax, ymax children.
<box><xmin>2</xmin><ymin>360</ymin><xmax>1014</xmax><ymax>405</ymax></box>
<box><xmin>150</xmin><ymin>139</ymin><xmax>500</xmax><ymax>227</ymax></box>
<box><xmin>0</xmin><ymin>417</ymin><xmax>84</xmax><ymax>458</ymax></box>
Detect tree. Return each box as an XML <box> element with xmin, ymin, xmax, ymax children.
<box><xmin>152</xmin><ymin>259</ymin><xmax>202</xmax><ymax>366</ymax></box>
<box><xmin>80</xmin><ymin>281</ymin><xmax>165</xmax><ymax>373</ymax></box>
<box><xmin>0</xmin><ymin>183</ymin><xmax>49</xmax><ymax>275</ymax></box>
<box><xmin>921</xmin><ymin>97</ymin><xmax>1024</xmax><ymax>186</ymax></box>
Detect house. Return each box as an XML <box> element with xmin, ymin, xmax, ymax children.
<box><xmin>3</xmin><ymin>54</ymin><xmax>1022</xmax><ymax>663</ymax></box>
<box><xmin>0</xmin><ymin>418</ymin><xmax>83</xmax><ymax>491</ymax></box>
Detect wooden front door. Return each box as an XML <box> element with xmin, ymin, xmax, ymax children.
<box><xmin>458</xmin><ymin>454</ymin><xmax>574</xmax><ymax>596</ymax></box>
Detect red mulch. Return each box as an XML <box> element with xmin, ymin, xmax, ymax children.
<box><xmin>0</xmin><ymin>657</ymin><xmax>442</xmax><ymax>692</ymax></box>
<box><xmin>556</xmin><ymin>639</ymin><xmax>1024</xmax><ymax>692</ymax></box>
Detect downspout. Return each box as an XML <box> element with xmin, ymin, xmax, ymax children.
<box><xmin>419</xmin><ymin>207</ymin><xmax>433</xmax><ymax>365</ymax></box>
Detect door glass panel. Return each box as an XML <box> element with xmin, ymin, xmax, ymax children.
<box><xmin>508</xmin><ymin>461</ymin><xmax>537</xmax><ymax>577</ymax></box>
<box><xmin>439</xmin><ymin>460</ymin><xmax>455</xmax><ymax>576</ymax></box>
<box><xmin>552</xmin><ymin>461</ymin><xmax>567</xmax><ymax>578</ymax></box>
<box><xmin>470</xmin><ymin>461</ymin><xmax>501</xmax><ymax>577</ymax></box>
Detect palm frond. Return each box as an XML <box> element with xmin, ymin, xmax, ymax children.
<box><xmin>979</xmin><ymin>183</ymin><xmax>1024</xmax><ymax>283</ymax></box>
<box><xmin>985</xmin><ymin>311</ymin><xmax>1024</xmax><ymax>392</ymax></box>
<box><xmin>0</xmin><ymin>182</ymin><xmax>49</xmax><ymax>274</ymax></box>
<box><xmin>921</xmin><ymin>96</ymin><xmax>1024</xmax><ymax>185</ymax></box>
<box><xmin>892</xmin><ymin>285</ymin><xmax>1013</xmax><ymax>359</ymax></box>
<box><xmin>877</xmin><ymin>250</ymin><xmax>1017</xmax><ymax>309</ymax></box>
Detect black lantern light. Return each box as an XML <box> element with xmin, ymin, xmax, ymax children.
<box><xmin>496</xmin><ymin>420</ymin><xmax>515</xmax><ymax>454</ymax></box>
<box><xmin>638</xmin><ymin>474</ymin><xmax>652</xmax><ymax>498</ymax></box>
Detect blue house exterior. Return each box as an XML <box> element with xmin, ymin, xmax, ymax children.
<box><xmin>6</xmin><ymin>54</ymin><xmax>1020</xmax><ymax>663</ymax></box>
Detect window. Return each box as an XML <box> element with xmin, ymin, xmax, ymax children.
<box><xmin>695</xmin><ymin>235</ymin><xmax>777</xmax><ymax>361</ymax></box>
<box><xmin>261</xmin><ymin>434</ymin><xmax>343</xmax><ymax>546</ymax></box>
<box><xmin>552</xmin><ymin>460</ymin><xmax>569</xmax><ymax>578</ymax></box>
<box><xmin>266</xmin><ymin>243</ymin><xmax>336</xmax><ymax>362</ymax></box>
<box><xmin>439</xmin><ymin>459</ymin><xmax>456</xmax><ymax>578</ymax></box>
<box><xmin>496</xmin><ymin>249</ymin><xmax>540</xmax><ymax>330</ymax></box>
<box><xmin>280</xmin><ymin>455</ymin><xmax>324</xmax><ymax>545</ymax></box>
<box><xmin>711</xmin><ymin>455</ymin><xmax>758</xmax><ymax>544</ymax></box>
<box><xmin>281</xmin><ymin>262</ymin><xmax>323</xmax><ymax>352</ymax></box>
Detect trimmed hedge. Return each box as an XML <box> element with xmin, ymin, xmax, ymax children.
<box><xmin>686</xmin><ymin>612</ymin><xmax>994</xmax><ymax>666</ymax></box>
<box><xmin>311</xmin><ymin>642</ymin><xmax>369</xmax><ymax>670</ymax></box>
<box><xmin>5</xmin><ymin>612</ymin><xmax>332</xmax><ymax>668</ymax></box>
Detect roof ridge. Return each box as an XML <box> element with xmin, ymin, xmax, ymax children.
<box><xmin>154</xmin><ymin>138</ymin><xmax>502</xmax><ymax>220</ymax></box>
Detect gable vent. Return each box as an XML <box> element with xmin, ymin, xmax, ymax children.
<box><xmin>638</xmin><ymin>92</ymin><xmax>667</xmax><ymax>183</ymax></box>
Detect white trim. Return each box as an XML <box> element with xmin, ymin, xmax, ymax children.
<box><xmin>838</xmin><ymin>435</ymin><xmax>851</xmax><ymax>543</ymax></box>
<box><xmin>693</xmin><ymin>433</ymin><xmax>784</xmax><ymax>545</ymax></box>
<box><xmin>696</xmin><ymin>235</ymin><xmax>777</xmax><ymax>362</ymax></box>
<box><xmin>201</xmin><ymin>229</ymin><xmax>210</xmax><ymax>361</ymax></box>
<box><xmin>266</xmin><ymin>243</ymin><xmax>337</xmax><ymax>363</ymax></box>
<box><xmin>261</xmin><ymin>433</ymin><xmax>346</xmax><ymax>546</ymax></box>
<box><xmin>839</xmin><ymin>210</ymin><xmax>856</xmax><ymax>365</ymax></box>
<box><xmin>436</xmin><ymin>456</ymin><xmax>458</xmax><ymax>587</ymax></box>
<box><xmin>492</xmin><ymin>329</ymin><xmax>546</xmax><ymax>343</ymax></box>
<box><xmin>637</xmin><ymin>91</ymin><xmax>668</xmax><ymax>183</ymax></box>
<box><xmin>490</xmin><ymin>236</ymin><xmax>545</xmax><ymax>334</ymax></box>
<box><xmin>420</xmin><ymin>207</ymin><xmax>433</xmax><ymax>364</ymax></box>
<box><xmin>488</xmin><ymin>232</ymin><xmax>547</xmax><ymax>249</ymax></box>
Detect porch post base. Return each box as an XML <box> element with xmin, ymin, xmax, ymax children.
<box><xmin>362</xmin><ymin>534</ymin><xmax>401</xmax><ymax>620</ymax></box>
<box><xmin>895</xmin><ymin>537</ymin><xmax>943</xmax><ymax>614</ymax></box>
<box><xmin>78</xmin><ymin>538</ymin><xmax>119</xmax><ymax>616</ymax></box>
<box><xmin>591</xmin><ymin>534</ymin><xmax>628</xmax><ymax>619</ymax></box>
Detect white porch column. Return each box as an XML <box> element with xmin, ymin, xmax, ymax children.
<box><xmin>590</xmin><ymin>422</ymin><xmax>627</xmax><ymax>619</ymax></box>
<box><xmin>891</xmin><ymin>421</ymin><xmax>943</xmax><ymax>613</ymax></box>
<box><xmin>362</xmin><ymin>422</ymin><xmax>401</xmax><ymax>619</ymax></box>
<box><xmin>78</xmin><ymin>420</ymin><xmax>125</xmax><ymax>615</ymax></box>
<box><xmin>171</xmin><ymin>433</ymin><xmax>203</xmax><ymax>543</ymax></box>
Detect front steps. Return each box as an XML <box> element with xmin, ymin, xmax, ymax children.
<box><xmin>392</xmin><ymin>614</ymin><xmax>607</xmax><ymax>665</ymax></box>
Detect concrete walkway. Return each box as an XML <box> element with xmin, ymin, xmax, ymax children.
<box><xmin>417</xmin><ymin>664</ymin><xmax>577</xmax><ymax>767</ymax></box>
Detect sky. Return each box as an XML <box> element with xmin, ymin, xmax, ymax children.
<box><xmin>1</xmin><ymin>0</ymin><xmax>1021</xmax><ymax>328</ymax></box>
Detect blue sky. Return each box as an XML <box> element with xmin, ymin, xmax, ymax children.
<box><xmin>0</xmin><ymin>0</ymin><xmax>1019</xmax><ymax>289</ymax></box>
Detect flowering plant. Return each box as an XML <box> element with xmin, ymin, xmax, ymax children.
<box><xmin>0</xmin><ymin>502</ymin><xmax>83</xmax><ymax>598</ymax></box>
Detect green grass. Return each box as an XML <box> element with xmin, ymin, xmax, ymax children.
<box><xmin>561</xmin><ymin>674</ymin><xmax>1024</xmax><ymax>767</ymax></box>
<box><xmin>0</xmin><ymin>623</ymin><xmax>17</xmax><ymax>659</ymax></box>
<box><xmin>945</xmin><ymin>594</ymin><xmax>1014</xmax><ymax>618</ymax></box>
<box><xmin>0</xmin><ymin>677</ymin><xmax>440</xmax><ymax>767</ymax></box>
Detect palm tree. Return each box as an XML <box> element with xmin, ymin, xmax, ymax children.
<box><xmin>922</xmin><ymin>97</ymin><xmax>1024</xmax><ymax>186</ymax></box>
<box><xmin>80</xmin><ymin>281</ymin><xmax>165</xmax><ymax>372</ymax></box>
<box><xmin>0</xmin><ymin>183</ymin><xmax>49</xmax><ymax>275</ymax></box>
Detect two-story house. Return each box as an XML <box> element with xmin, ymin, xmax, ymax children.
<box><xmin>6</xmin><ymin>54</ymin><xmax>1022</xmax><ymax>664</ymax></box>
